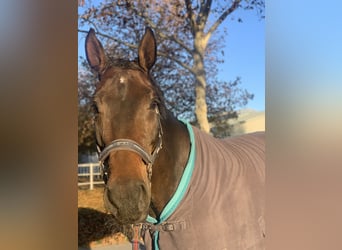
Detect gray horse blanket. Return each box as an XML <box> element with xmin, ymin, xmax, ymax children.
<box><xmin>142</xmin><ymin>121</ymin><xmax>265</xmax><ymax>250</ymax></box>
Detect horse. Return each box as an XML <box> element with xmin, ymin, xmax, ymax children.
<box><xmin>85</xmin><ymin>27</ymin><xmax>265</xmax><ymax>250</ymax></box>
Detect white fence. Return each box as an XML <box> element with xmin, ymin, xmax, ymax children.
<box><xmin>78</xmin><ymin>163</ymin><xmax>104</xmax><ymax>190</ymax></box>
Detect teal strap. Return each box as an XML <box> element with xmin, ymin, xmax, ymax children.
<box><xmin>146</xmin><ymin>120</ymin><xmax>196</xmax><ymax>249</ymax></box>
<box><xmin>154</xmin><ymin>231</ymin><xmax>160</xmax><ymax>250</ymax></box>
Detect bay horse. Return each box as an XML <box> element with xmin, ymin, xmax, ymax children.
<box><xmin>85</xmin><ymin>27</ymin><xmax>265</xmax><ymax>250</ymax></box>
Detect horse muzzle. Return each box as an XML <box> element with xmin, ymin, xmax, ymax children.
<box><xmin>104</xmin><ymin>179</ymin><xmax>150</xmax><ymax>224</ymax></box>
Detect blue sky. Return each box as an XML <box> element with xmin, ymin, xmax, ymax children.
<box><xmin>78</xmin><ymin>3</ymin><xmax>265</xmax><ymax>111</ymax></box>
<box><xmin>217</xmin><ymin>9</ymin><xmax>264</xmax><ymax>111</ymax></box>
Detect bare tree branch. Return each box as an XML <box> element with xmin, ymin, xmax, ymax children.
<box><xmin>206</xmin><ymin>0</ymin><xmax>241</xmax><ymax>38</ymax></box>
<box><xmin>129</xmin><ymin>5</ymin><xmax>193</xmax><ymax>55</ymax></box>
<box><xmin>197</xmin><ymin>0</ymin><xmax>212</xmax><ymax>29</ymax></box>
<box><xmin>185</xmin><ymin>0</ymin><xmax>197</xmax><ymax>35</ymax></box>
<box><xmin>155</xmin><ymin>28</ymin><xmax>193</xmax><ymax>55</ymax></box>
<box><xmin>157</xmin><ymin>51</ymin><xmax>195</xmax><ymax>75</ymax></box>
<box><xmin>78</xmin><ymin>29</ymin><xmax>138</xmax><ymax>51</ymax></box>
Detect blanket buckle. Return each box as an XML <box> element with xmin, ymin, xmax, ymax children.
<box><xmin>161</xmin><ymin>222</ymin><xmax>174</xmax><ymax>231</ymax></box>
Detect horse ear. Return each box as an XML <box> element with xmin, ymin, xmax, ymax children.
<box><xmin>138</xmin><ymin>27</ymin><xmax>156</xmax><ymax>72</ymax></box>
<box><xmin>85</xmin><ymin>28</ymin><xmax>107</xmax><ymax>73</ymax></box>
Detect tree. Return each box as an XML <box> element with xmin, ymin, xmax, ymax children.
<box><xmin>78</xmin><ymin>0</ymin><xmax>264</xmax><ymax>151</ymax></box>
<box><xmin>184</xmin><ymin>0</ymin><xmax>263</xmax><ymax>132</ymax></box>
<box><xmin>78</xmin><ymin>63</ymin><xmax>97</xmax><ymax>153</ymax></box>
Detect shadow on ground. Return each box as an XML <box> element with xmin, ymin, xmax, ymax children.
<box><xmin>78</xmin><ymin>207</ymin><xmax>132</xmax><ymax>249</ymax></box>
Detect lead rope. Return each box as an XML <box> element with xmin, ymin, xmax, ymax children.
<box><xmin>132</xmin><ymin>224</ymin><xmax>146</xmax><ymax>250</ymax></box>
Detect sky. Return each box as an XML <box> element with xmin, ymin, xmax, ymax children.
<box><xmin>216</xmin><ymin>9</ymin><xmax>264</xmax><ymax>111</ymax></box>
<box><xmin>78</xmin><ymin>3</ymin><xmax>265</xmax><ymax>111</ymax></box>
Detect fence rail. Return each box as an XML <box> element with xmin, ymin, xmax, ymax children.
<box><xmin>78</xmin><ymin>163</ymin><xmax>104</xmax><ymax>190</ymax></box>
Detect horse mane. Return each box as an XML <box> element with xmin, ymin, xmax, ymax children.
<box><xmin>109</xmin><ymin>58</ymin><xmax>143</xmax><ymax>72</ymax></box>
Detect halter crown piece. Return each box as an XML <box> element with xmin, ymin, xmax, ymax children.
<box><xmin>96</xmin><ymin>113</ymin><xmax>163</xmax><ymax>182</ymax></box>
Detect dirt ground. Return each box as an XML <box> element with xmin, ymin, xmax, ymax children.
<box><xmin>78</xmin><ymin>186</ymin><xmax>106</xmax><ymax>212</ymax></box>
<box><xmin>78</xmin><ymin>186</ymin><xmax>129</xmax><ymax>247</ymax></box>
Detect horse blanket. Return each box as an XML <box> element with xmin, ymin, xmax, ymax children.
<box><xmin>142</xmin><ymin>121</ymin><xmax>265</xmax><ymax>250</ymax></box>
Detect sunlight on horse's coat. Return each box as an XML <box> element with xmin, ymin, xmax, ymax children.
<box><xmin>85</xmin><ymin>27</ymin><xmax>265</xmax><ymax>250</ymax></box>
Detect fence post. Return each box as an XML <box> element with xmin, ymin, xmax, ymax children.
<box><xmin>89</xmin><ymin>163</ymin><xmax>94</xmax><ymax>190</ymax></box>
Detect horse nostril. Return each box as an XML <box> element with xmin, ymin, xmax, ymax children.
<box><xmin>137</xmin><ymin>183</ymin><xmax>149</xmax><ymax>211</ymax></box>
<box><xmin>106</xmin><ymin>180</ymin><xmax>149</xmax><ymax>213</ymax></box>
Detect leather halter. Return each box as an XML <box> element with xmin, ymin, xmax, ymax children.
<box><xmin>97</xmin><ymin>112</ymin><xmax>163</xmax><ymax>183</ymax></box>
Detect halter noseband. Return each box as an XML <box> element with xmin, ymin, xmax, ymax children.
<box><xmin>97</xmin><ymin>115</ymin><xmax>163</xmax><ymax>182</ymax></box>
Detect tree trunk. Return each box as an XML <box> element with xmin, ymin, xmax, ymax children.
<box><xmin>193</xmin><ymin>32</ymin><xmax>210</xmax><ymax>133</ymax></box>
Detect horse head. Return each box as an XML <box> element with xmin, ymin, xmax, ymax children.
<box><xmin>85</xmin><ymin>27</ymin><xmax>163</xmax><ymax>224</ymax></box>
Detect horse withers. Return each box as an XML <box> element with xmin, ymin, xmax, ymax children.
<box><xmin>85</xmin><ymin>27</ymin><xmax>265</xmax><ymax>250</ymax></box>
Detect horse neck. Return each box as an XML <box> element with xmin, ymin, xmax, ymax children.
<box><xmin>149</xmin><ymin>113</ymin><xmax>190</xmax><ymax>218</ymax></box>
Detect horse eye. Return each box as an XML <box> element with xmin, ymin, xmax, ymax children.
<box><xmin>150</xmin><ymin>99</ymin><xmax>159</xmax><ymax>110</ymax></box>
<box><xmin>92</xmin><ymin>102</ymin><xmax>99</xmax><ymax>114</ymax></box>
